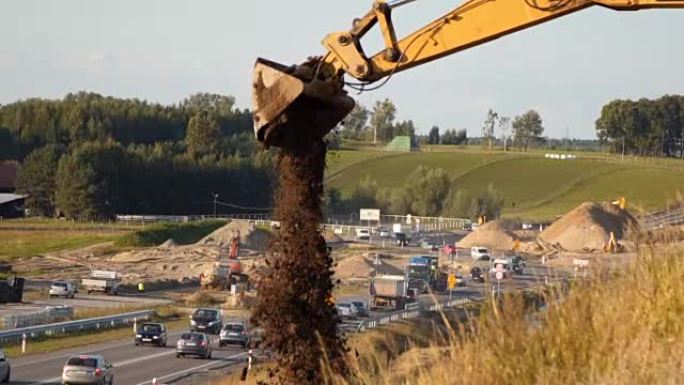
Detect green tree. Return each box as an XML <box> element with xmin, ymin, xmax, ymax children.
<box><xmin>428</xmin><ymin>126</ymin><xmax>440</xmax><ymax>145</ymax></box>
<box><xmin>498</xmin><ymin>116</ymin><xmax>511</xmax><ymax>151</ymax></box>
<box><xmin>55</xmin><ymin>152</ymin><xmax>98</xmax><ymax>220</ymax></box>
<box><xmin>16</xmin><ymin>145</ymin><xmax>64</xmax><ymax>216</ymax></box>
<box><xmin>186</xmin><ymin>113</ymin><xmax>221</xmax><ymax>159</ymax></box>
<box><xmin>404</xmin><ymin>166</ymin><xmax>451</xmax><ymax>216</ymax></box>
<box><xmin>394</xmin><ymin>120</ymin><xmax>416</xmax><ymax>141</ymax></box>
<box><xmin>370</xmin><ymin>99</ymin><xmax>396</xmax><ymax>143</ymax></box>
<box><xmin>513</xmin><ymin>110</ymin><xmax>544</xmax><ymax>152</ymax></box>
<box><xmin>482</xmin><ymin>109</ymin><xmax>498</xmax><ymax>150</ymax></box>
<box><xmin>341</xmin><ymin>103</ymin><xmax>370</xmax><ymax>140</ymax></box>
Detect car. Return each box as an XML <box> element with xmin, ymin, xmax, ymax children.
<box><xmin>375</xmin><ymin>227</ymin><xmax>390</xmax><ymax>237</ymax></box>
<box><xmin>419</xmin><ymin>238</ymin><xmax>439</xmax><ymax>251</ymax></box>
<box><xmin>176</xmin><ymin>332</ymin><xmax>212</xmax><ymax>359</ymax></box>
<box><xmin>50</xmin><ymin>281</ymin><xmax>77</xmax><ymax>298</ymax></box>
<box><xmin>190</xmin><ymin>308</ymin><xmax>223</xmax><ymax>334</ymax></box>
<box><xmin>134</xmin><ymin>322</ymin><xmax>167</xmax><ymax>347</ymax></box>
<box><xmin>393</xmin><ymin>232</ymin><xmax>409</xmax><ymax>247</ymax></box>
<box><xmin>61</xmin><ymin>354</ymin><xmax>114</xmax><ymax>385</ymax></box>
<box><xmin>471</xmin><ymin>247</ymin><xmax>490</xmax><ymax>261</ymax></box>
<box><xmin>511</xmin><ymin>255</ymin><xmax>527</xmax><ymax>274</ymax></box>
<box><xmin>470</xmin><ymin>267</ymin><xmax>485</xmax><ymax>283</ymax></box>
<box><xmin>219</xmin><ymin>321</ymin><xmax>250</xmax><ymax>348</ymax></box>
<box><xmin>455</xmin><ymin>274</ymin><xmax>467</xmax><ymax>287</ymax></box>
<box><xmin>0</xmin><ymin>349</ymin><xmax>10</xmax><ymax>383</ymax></box>
<box><xmin>350</xmin><ymin>301</ymin><xmax>369</xmax><ymax>317</ymax></box>
<box><xmin>336</xmin><ymin>302</ymin><xmax>358</xmax><ymax>318</ymax></box>
<box><xmin>356</xmin><ymin>228</ymin><xmax>370</xmax><ymax>241</ymax></box>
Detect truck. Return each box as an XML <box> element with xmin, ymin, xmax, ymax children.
<box><xmin>404</xmin><ymin>256</ymin><xmax>447</xmax><ymax>293</ymax></box>
<box><xmin>369</xmin><ymin>275</ymin><xmax>416</xmax><ymax>311</ymax></box>
<box><xmin>82</xmin><ymin>270</ymin><xmax>120</xmax><ymax>295</ymax></box>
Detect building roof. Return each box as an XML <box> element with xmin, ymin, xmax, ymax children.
<box><xmin>0</xmin><ymin>161</ymin><xmax>19</xmax><ymax>192</ymax></box>
<box><xmin>0</xmin><ymin>193</ymin><xmax>25</xmax><ymax>206</ymax></box>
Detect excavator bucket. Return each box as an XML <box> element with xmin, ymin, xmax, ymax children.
<box><xmin>252</xmin><ymin>58</ymin><xmax>355</xmax><ymax>149</ymax></box>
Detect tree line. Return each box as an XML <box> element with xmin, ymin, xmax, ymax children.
<box><xmin>1</xmin><ymin>92</ymin><xmax>274</xmax><ymax>219</ymax></box>
<box><xmin>326</xmin><ymin>166</ymin><xmax>504</xmax><ymax>221</ymax></box>
<box><xmin>596</xmin><ymin>95</ymin><xmax>684</xmax><ymax>158</ymax></box>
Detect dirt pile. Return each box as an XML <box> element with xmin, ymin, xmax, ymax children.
<box><xmin>539</xmin><ymin>201</ymin><xmax>639</xmax><ymax>252</ymax></box>
<box><xmin>197</xmin><ymin>220</ymin><xmax>272</xmax><ymax>250</ymax></box>
<box><xmin>251</xmin><ymin>138</ymin><xmax>347</xmax><ymax>385</ymax></box>
<box><xmin>457</xmin><ymin>220</ymin><xmax>518</xmax><ymax>250</ymax></box>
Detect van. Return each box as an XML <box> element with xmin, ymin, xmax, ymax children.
<box><xmin>470</xmin><ymin>247</ymin><xmax>490</xmax><ymax>261</ymax></box>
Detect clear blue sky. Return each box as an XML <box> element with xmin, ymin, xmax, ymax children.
<box><xmin>1</xmin><ymin>0</ymin><xmax>683</xmax><ymax>139</ymax></box>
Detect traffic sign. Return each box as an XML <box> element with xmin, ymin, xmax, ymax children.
<box><xmin>573</xmin><ymin>259</ymin><xmax>590</xmax><ymax>268</ymax></box>
<box><xmin>447</xmin><ymin>274</ymin><xmax>456</xmax><ymax>289</ymax></box>
<box><xmin>495</xmin><ymin>271</ymin><xmax>503</xmax><ymax>280</ymax></box>
<box><xmin>360</xmin><ymin>209</ymin><xmax>380</xmax><ymax>221</ymax></box>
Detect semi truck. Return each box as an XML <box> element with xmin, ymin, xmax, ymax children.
<box><xmin>82</xmin><ymin>270</ymin><xmax>120</xmax><ymax>295</ymax></box>
<box><xmin>369</xmin><ymin>275</ymin><xmax>416</xmax><ymax>311</ymax></box>
<box><xmin>405</xmin><ymin>256</ymin><xmax>446</xmax><ymax>293</ymax></box>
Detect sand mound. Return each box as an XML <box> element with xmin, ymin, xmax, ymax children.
<box><xmin>457</xmin><ymin>220</ymin><xmax>518</xmax><ymax>250</ymax></box>
<box><xmin>539</xmin><ymin>201</ymin><xmax>639</xmax><ymax>252</ymax></box>
<box><xmin>197</xmin><ymin>220</ymin><xmax>272</xmax><ymax>250</ymax></box>
<box><xmin>159</xmin><ymin>238</ymin><xmax>177</xmax><ymax>248</ymax></box>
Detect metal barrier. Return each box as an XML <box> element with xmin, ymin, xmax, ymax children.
<box><xmin>1</xmin><ymin>306</ymin><xmax>74</xmax><ymax>329</ymax></box>
<box><xmin>0</xmin><ymin>310</ymin><xmax>154</xmax><ymax>345</ymax></box>
<box><xmin>339</xmin><ymin>297</ymin><xmax>472</xmax><ymax>334</ymax></box>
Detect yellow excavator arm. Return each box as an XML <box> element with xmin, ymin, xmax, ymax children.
<box><xmin>253</xmin><ymin>0</ymin><xmax>684</xmax><ymax>147</ymax></box>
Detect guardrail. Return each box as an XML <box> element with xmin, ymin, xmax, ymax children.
<box><xmin>0</xmin><ymin>310</ymin><xmax>154</xmax><ymax>345</ymax></box>
<box><xmin>1</xmin><ymin>306</ymin><xmax>74</xmax><ymax>329</ymax></box>
<box><xmin>339</xmin><ymin>297</ymin><xmax>472</xmax><ymax>334</ymax></box>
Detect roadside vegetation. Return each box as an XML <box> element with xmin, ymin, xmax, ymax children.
<box><xmin>114</xmin><ymin>219</ymin><xmax>227</xmax><ymax>247</ymax></box>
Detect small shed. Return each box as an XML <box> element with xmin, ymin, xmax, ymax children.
<box><xmin>0</xmin><ymin>193</ymin><xmax>25</xmax><ymax>218</ymax></box>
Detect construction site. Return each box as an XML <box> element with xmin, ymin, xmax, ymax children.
<box><xmin>2</xmin><ymin>0</ymin><xmax>684</xmax><ymax>384</ymax></box>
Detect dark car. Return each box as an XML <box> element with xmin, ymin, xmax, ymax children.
<box><xmin>511</xmin><ymin>255</ymin><xmax>526</xmax><ymax>274</ymax></box>
<box><xmin>393</xmin><ymin>232</ymin><xmax>409</xmax><ymax>247</ymax></box>
<box><xmin>219</xmin><ymin>322</ymin><xmax>250</xmax><ymax>348</ymax></box>
<box><xmin>134</xmin><ymin>322</ymin><xmax>167</xmax><ymax>347</ymax></box>
<box><xmin>176</xmin><ymin>332</ymin><xmax>212</xmax><ymax>359</ymax></box>
<box><xmin>190</xmin><ymin>308</ymin><xmax>223</xmax><ymax>334</ymax></box>
<box><xmin>470</xmin><ymin>267</ymin><xmax>485</xmax><ymax>283</ymax></box>
<box><xmin>351</xmin><ymin>301</ymin><xmax>369</xmax><ymax>317</ymax></box>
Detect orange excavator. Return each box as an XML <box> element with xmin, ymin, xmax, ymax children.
<box><xmin>252</xmin><ymin>0</ymin><xmax>683</xmax><ymax>148</ymax></box>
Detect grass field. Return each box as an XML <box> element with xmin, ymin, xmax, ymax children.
<box><xmin>0</xmin><ymin>229</ymin><xmax>122</xmax><ymax>261</ymax></box>
<box><xmin>326</xmin><ymin>149</ymin><xmax>684</xmax><ymax>220</ymax></box>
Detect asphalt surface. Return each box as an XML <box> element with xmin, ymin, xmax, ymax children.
<box><xmin>9</xmin><ymin>331</ymin><xmax>248</xmax><ymax>385</ymax></box>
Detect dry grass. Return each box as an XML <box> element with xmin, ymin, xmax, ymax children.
<box><xmin>215</xmin><ymin>242</ymin><xmax>684</xmax><ymax>385</ymax></box>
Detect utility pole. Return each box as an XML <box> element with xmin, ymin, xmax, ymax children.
<box><xmin>213</xmin><ymin>193</ymin><xmax>219</xmax><ymax>218</ymax></box>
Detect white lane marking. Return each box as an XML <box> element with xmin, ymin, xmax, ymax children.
<box><xmin>27</xmin><ymin>347</ymin><xmax>179</xmax><ymax>385</ymax></box>
<box><xmin>14</xmin><ymin>331</ymin><xmax>186</xmax><ymax>368</ymax></box>
<box><xmin>134</xmin><ymin>352</ymin><xmax>247</xmax><ymax>385</ymax></box>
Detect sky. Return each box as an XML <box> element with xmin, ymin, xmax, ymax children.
<box><xmin>1</xmin><ymin>0</ymin><xmax>683</xmax><ymax>139</ymax></box>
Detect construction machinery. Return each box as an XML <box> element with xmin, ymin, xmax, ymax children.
<box><xmin>252</xmin><ymin>0</ymin><xmax>684</xmax><ymax>147</ymax></box>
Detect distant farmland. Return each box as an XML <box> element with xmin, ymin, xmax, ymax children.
<box><xmin>326</xmin><ymin>149</ymin><xmax>684</xmax><ymax>220</ymax></box>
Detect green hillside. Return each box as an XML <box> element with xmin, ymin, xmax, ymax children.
<box><xmin>326</xmin><ymin>149</ymin><xmax>684</xmax><ymax>220</ymax></box>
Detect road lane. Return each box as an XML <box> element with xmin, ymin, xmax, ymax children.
<box><xmin>10</xmin><ymin>332</ymin><xmax>248</xmax><ymax>385</ymax></box>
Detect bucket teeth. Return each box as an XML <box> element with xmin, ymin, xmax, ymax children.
<box><xmin>252</xmin><ymin>58</ymin><xmax>355</xmax><ymax>148</ymax></box>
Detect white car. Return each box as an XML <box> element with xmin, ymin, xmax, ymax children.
<box><xmin>49</xmin><ymin>281</ymin><xmax>77</xmax><ymax>298</ymax></box>
<box><xmin>0</xmin><ymin>350</ymin><xmax>10</xmax><ymax>383</ymax></box>
<box><xmin>356</xmin><ymin>228</ymin><xmax>370</xmax><ymax>241</ymax></box>
<box><xmin>336</xmin><ymin>302</ymin><xmax>359</xmax><ymax>318</ymax></box>
<box><xmin>471</xmin><ymin>247</ymin><xmax>490</xmax><ymax>261</ymax></box>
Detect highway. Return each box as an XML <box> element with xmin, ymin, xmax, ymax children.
<box><xmin>9</xmin><ymin>331</ymin><xmax>248</xmax><ymax>385</ymax></box>
<box><xmin>7</xmin><ymin>260</ymin><xmax>561</xmax><ymax>384</ymax></box>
